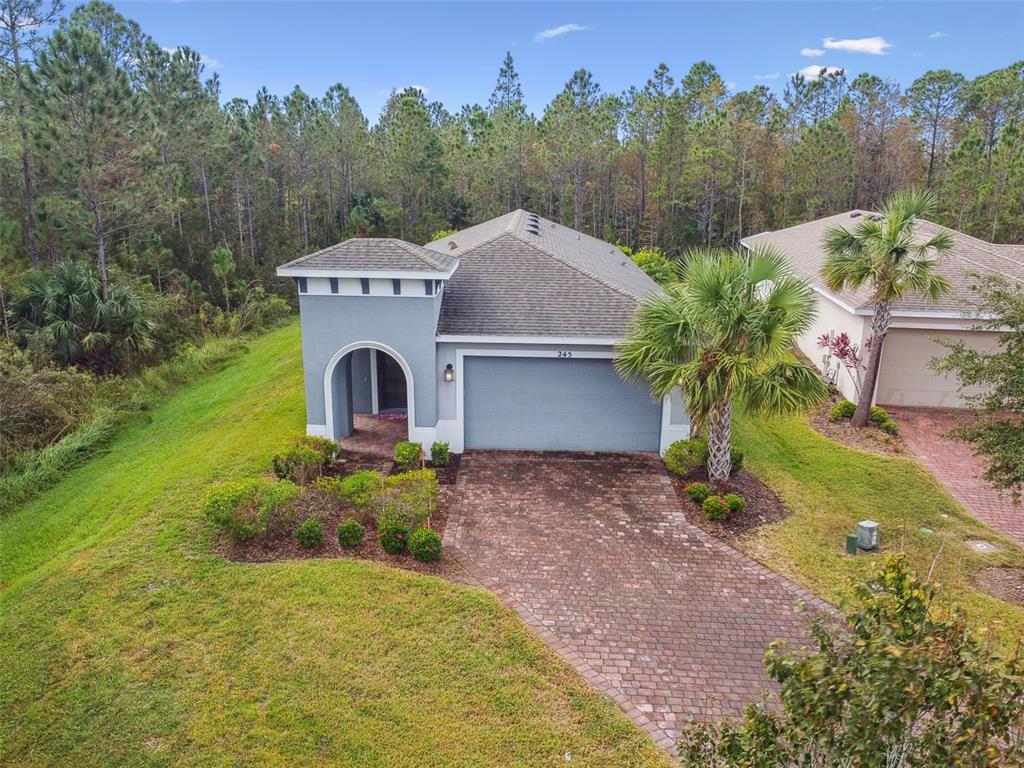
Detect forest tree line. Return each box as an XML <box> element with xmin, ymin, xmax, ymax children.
<box><xmin>1</xmin><ymin>0</ymin><xmax>1023</xmax><ymax>342</ymax></box>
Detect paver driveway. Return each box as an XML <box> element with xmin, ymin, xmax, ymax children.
<box><xmin>886</xmin><ymin>406</ymin><xmax>1024</xmax><ymax>548</ymax></box>
<box><xmin>444</xmin><ymin>451</ymin><xmax>829</xmax><ymax>749</ymax></box>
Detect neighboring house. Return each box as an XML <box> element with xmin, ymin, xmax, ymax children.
<box><xmin>742</xmin><ymin>211</ymin><xmax>1024</xmax><ymax>408</ymax></box>
<box><xmin>278</xmin><ymin>210</ymin><xmax>690</xmax><ymax>453</ymax></box>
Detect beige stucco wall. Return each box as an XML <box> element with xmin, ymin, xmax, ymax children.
<box><xmin>798</xmin><ymin>291</ymin><xmax>870</xmax><ymax>402</ymax></box>
<box><xmin>874</xmin><ymin>328</ymin><xmax>1000</xmax><ymax>408</ymax></box>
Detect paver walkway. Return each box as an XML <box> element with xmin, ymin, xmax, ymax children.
<box><xmin>444</xmin><ymin>451</ymin><xmax>831</xmax><ymax>750</ymax></box>
<box><xmin>886</xmin><ymin>406</ymin><xmax>1023</xmax><ymax>548</ymax></box>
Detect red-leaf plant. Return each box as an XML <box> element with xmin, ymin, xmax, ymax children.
<box><xmin>817</xmin><ymin>332</ymin><xmax>872</xmax><ymax>398</ymax></box>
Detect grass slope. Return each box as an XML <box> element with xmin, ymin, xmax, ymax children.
<box><xmin>0</xmin><ymin>322</ymin><xmax>672</xmax><ymax>768</ymax></box>
<box><xmin>735</xmin><ymin>413</ymin><xmax>1024</xmax><ymax>646</ymax></box>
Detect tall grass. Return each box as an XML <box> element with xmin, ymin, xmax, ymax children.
<box><xmin>0</xmin><ymin>338</ymin><xmax>245</xmax><ymax>514</ymax></box>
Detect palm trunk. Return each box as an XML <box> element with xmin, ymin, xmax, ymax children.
<box><xmin>852</xmin><ymin>300</ymin><xmax>891</xmax><ymax>427</ymax></box>
<box><xmin>706</xmin><ymin>400</ymin><xmax>733</xmax><ymax>484</ymax></box>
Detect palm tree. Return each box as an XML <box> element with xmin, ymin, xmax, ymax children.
<box><xmin>822</xmin><ymin>190</ymin><xmax>953</xmax><ymax>427</ymax></box>
<box><xmin>211</xmin><ymin>245</ymin><xmax>236</xmax><ymax>312</ymax></box>
<box><xmin>616</xmin><ymin>246</ymin><xmax>828</xmax><ymax>483</ymax></box>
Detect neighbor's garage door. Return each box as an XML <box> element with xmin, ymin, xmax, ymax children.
<box><xmin>463</xmin><ymin>356</ymin><xmax>662</xmax><ymax>452</ymax></box>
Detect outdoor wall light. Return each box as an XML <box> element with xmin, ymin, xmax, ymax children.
<box><xmin>443</xmin><ymin>363</ymin><xmax>455</xmax><ymax>383</ymax></box>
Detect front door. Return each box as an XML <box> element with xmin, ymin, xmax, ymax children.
<box><xmin>376</xmin><ymin>351</ymin><xmax>408</xmax><ymax>412</ymax></box>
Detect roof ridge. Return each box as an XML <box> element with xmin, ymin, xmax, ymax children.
<box><xmin>503</xmin><ymin>231</ymin><xmax>643</xmax><ymax>303</ymax></box>
<box><xmin>392</xmin><ymin>238</ymin><xmax>449</xmax><ymax>270</ymax></box>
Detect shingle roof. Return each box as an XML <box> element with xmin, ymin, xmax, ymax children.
<box><xmin>428</xmin><ymin>210</ymin><xmax>661</xmax><ymax>337</ymax></box>
<box><xmin>742</xmin><ymin>211</ymin><xmax>1024</xmax><ymax>316</ymax></box>
<box><xmin>278</xmin><ymin>237</ymin><xmax>457</xmax><ymax>274</ymax></box>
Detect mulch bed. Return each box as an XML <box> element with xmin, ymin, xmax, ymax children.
<box><xmin>668</xmin><ymin>466</ymin><xmax>791</xmax><ymax>544</ymax></box>
<box><xmin>976</xmin><ymin>567</ymin><xmax>1024</xmax><ymax>607</ymax></box>
<box><xmin>213</xmin><ymin>445</ymin><xmax>470</xmax><ymax>582</ymax></box>
<box><xmin>808</xmin><ymin>396</ymin><xmax>906</xmax><ymax>456</ymax></box>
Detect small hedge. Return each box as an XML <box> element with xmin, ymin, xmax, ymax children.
<box><xmin>684</xmin><ymin>481</ymin><xmax>710</xmax><ymax>503</ymax></box>
<box><xmin>409</xmin><ymin>528</ymin><xmax>442</xmax><ymax>562</ymax></box>
<box><xmin>336</xmin><ymin>469</ymin><xmax>383</xmax><ymax>508</ymax></box>
<box><xmin>829</xmin><ymin>400</ymin><xmax>899</xmax><ymax>435</ymax></box>
<box><xmin>430</xmin><ymin>441</ymin><xmax>450</xmax><ymax>467</ymax></box>
<box><xmin>337</xmin><ymin>519</ymin><xmax>365</xmax><ymax>548</ymax></box>
<box><xmin>664</xmin><ymin>437</ymin><xmax>743</xmax><ymax>477</ymax></box>
<box><xmin>377</xmin><ymin>469</ymin><xmax>437</xmax><ymax>531</ymax></box>
<box><xmin>723</xmin><ymin>492</ymin><xmax>746</xmax><ymax>515</ymax></box>
<box><xmin>394</xmin><ymin>441</ymin><xmax>422</xmax><ymax>471</ymax></box>
<box><xmin>294</xmin><ymin>517</ymin><xmax>325</xmax><ymax>549</ymax></box>
<box><xmin>829</xmin><ymin>400</ymin><xmax>857</xmax><ymax>422</ymax></box>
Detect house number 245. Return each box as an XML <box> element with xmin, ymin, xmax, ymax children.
<box><xmin>556</xmin><ymin>351</ymin><xmax>573</xmax><ymax>358</ymax></box>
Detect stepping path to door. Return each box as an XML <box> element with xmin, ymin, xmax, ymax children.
<box><xmin>443</xmin><ymin>451</ymin><xmax>834</xmax><ymax>753</ymax></box>
<box><xmin>886</xmin><ymin>406</ymin><xmax>1023</xmax><ymax>548</ymax></box>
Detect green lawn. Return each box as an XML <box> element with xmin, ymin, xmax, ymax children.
<box><xmin>0</xmin><ymin>321</ymin><xmax>672</xmax><ymax>768</ymax></box>
<box><xmin>735</xmin><ymin>413</ymin><xmax>1024</xmax><ymax>647</ymax></box>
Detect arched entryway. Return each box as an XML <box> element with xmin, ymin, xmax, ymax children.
<box><xmin>323</xmin><ymin>341</ymin><xmax>415</xmax><ymax>441</ymax></box>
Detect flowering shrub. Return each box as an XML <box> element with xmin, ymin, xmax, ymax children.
<box><xmin>337</xmin><ymin>519</ymin><xmax>365</xmax><ymax>548</ymax></box>
<box><xmin>378</xmin><ymin>520</ymin><xmax>409</xmax><ymax>554</ymax></box>
<box><xmin>818</xmin><ymin>332</ymin><xmax>871</xmax><ymax>397</ymax></box>
<box><xmin>272</xmin><ymin>443</ymin><xmax>322</xmax><ymax>483</ymax></box>
<box><xmin>723</xmin><ymin>492</ymin><xmax>746</xmax><ymax>514</ymax></box>
<box><xmin>203</xmin><ymin>477</ymin><xmax>298</xmax><ymax>541</ymax></box>
<box><xmin>702</xmin><ymin>494</ymin><xmax>731</xmax><ymax>521</ymax></box>
<box><xmin>684</xmin><ymin>482</ymin><xmax>710</xmax><ymax>503</ymax></box>
<box><xmin>409</xmin><ymin>528</ymin><xmax>442</xmax><ymax>562</ymax></box>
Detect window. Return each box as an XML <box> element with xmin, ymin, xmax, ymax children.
<box><xmin>392</xmin><ymin>278</ymin><xmax>401</xmax><ymax>295</ymax></box>
<box><xmin>296</xmin><ymin>277</ymin><xmax>307</xmax><ymax>294</ymax></box>
<box><xmin>424</xmin><ymin>279</ymin><xmax>434</xmax><ymax>296</ymax></box>
<box><xmin>360</xmin><ymin>278</ymin><xmax>369</xmax><ymax>295</ymax></box>
<box><xmin>329</xmin><ymin>277</ymin><xmax>338</xmax><ymax>294</ymax></box>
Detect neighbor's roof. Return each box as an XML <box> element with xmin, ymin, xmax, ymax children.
<box><xmin>277</xmin><ymin>237</ymin><xmax>457</xmax><ymax>276</ymax></box>
<box><xmin>426</xmin><ymin>210</ymin><xmax>662</xmax><ymax>337</ymax></box>
<box><xmin>741</xmin><ymin>210</ymin><xmax>1024</xmax><ymax>316</ymax></box>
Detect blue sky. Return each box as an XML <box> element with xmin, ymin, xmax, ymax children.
<box><xmin>108</xmin><ymin>1</ymin><xmax>1023</xmax><ymax>121</ymax></box>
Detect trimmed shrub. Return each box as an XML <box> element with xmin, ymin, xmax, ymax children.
<box><xmin>394</xmin><ymin>441</ymin><xmax>422</xmax><ymax>471</ymax></box>
<box><xmin>869</xmin><ymin>406</ymin><xmax>900</xmax><ymax>435</ymax></box>
<box><xmin>723</xmin><ymin>492</ymin><xmax>747</xmax><ymax>515</ymax></box>
<box><xmin>702</xmin><ymin>494</ymin><xmax>731</xmax><ymax>521</ymax></box>
<box><xmin>829</xmin><ymin>400</ymin><xmax>856</xmax><ymax>422</ymax></box>
<box><xmin>294</xmin><ymin>517</ymin><xmax>324</xmax><ymax>549</ymax></box>
<box><xmin>684</xmin><ymin>481</ymin><xmax>710</xmax><ymax>503</ymax></box>
<box><xmin>272</xmin><ymin>443</ymin><xmax>322</xmax><ymax>483</ymax></box>
<box><xmin>665</xmin><ymin>437</ymin><xmax>743</xmax><ymax>477</ymax></box>
<box><xmin>409</xmin><ymin>527</ymin><xmax>442</xmax><ymax>562</ymax></box>
<box><xmin>878</xmin><ymin>418</ymin><xmax>900</xmax><ymax>436</ymax></box>
<box><xmin>729</xmin><ymin>449</ymin><xmax>744</xmax><ymax>475</ymax></box>
<box><xmin>430</xmin><ymin>441</ymin><xmax>450</xmax><ymax>467</ymax></box>
<box><xmin>337</xmin><ymin>519</ymin><xmax>365</xmax><ymax>548</ymax></box>
<box><xmin>378</xmin><ymin>520</ymin><xmax>409</xmax><ymax>554</ymax></box>
<box><xmin>664</xmin><ymin>438</ymin><xmax>707</xmax><ymax>477</ymax></box>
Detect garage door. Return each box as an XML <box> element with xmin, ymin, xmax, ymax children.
<box><xmin>463</xmin><ymin>356</ymin><xmax>662</xmax><ymax>451</ymax></box>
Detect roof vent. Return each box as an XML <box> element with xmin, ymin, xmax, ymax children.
<box><xmin>526</xmin><ymin>226</ymin><xmax>540</xmax><ymax>236</ymax></box>
<box><xmin>448</xmin><ymin>240</ymin><xmax>458</xmax><ymax>250</ymax></box>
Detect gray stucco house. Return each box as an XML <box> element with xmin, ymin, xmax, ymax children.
<box><xmin>277</xmin><ymin>210</ymin><xmax>689</xmax><ymax>453</ymax></box>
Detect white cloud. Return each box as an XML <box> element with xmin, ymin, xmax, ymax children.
<box><xmin>754</xmin><ymin>72</ymin><xmax>780</xmax><ymax>81</ymax></box>
<box><xmin>162</xmin><ymin>46</ymin><xmax>222</xmax><ymax>70</ymax></box>
<box><xmin>725</xmin><ymin>81</ymin><xmax>738</xmax><ymax>91</ymax></box>
<box><xmin>534</xmin><ymin>23</ymin><xmax>588</xmax><ymax>42</ymax></box>
<box><xmin>822</xmin><ymin>36</ymin><xmax>893</xmax><ymax>55</ymax></box>
<box><xmin>801</xmin><ymin>47</ymin><xmax>825</xmax><ymax>57</ymax></box>
<box><xmin>929</xmin><ymin>31</ymin><xmax>949</xmax><ymax>39</ymax></box>
<box><xmin>912</xmin><ymin>51</ymin><xmax>924</xmax><ymax>58</ymax></box>
<box><xmin>791</xmin><ymin>65</ymin><xmax>845</xmax><ymax>81</ymax></box>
